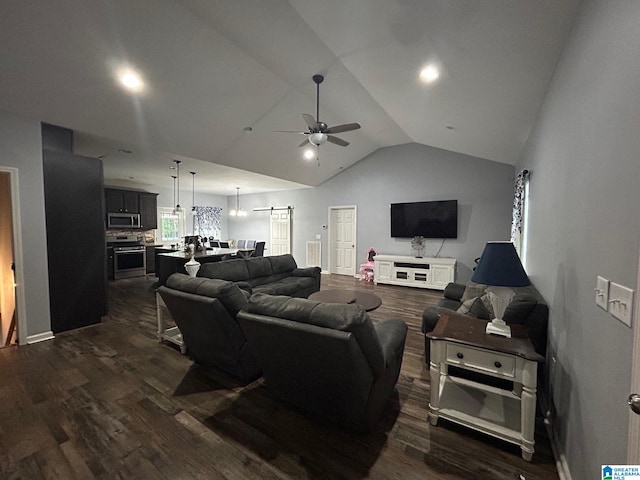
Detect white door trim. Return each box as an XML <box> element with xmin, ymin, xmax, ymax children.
<box><xmin>0</xmin><ymin>167</ymin><xmax>27</xmax><ymax>346</ymax></box>
<box><xmin>628</xmin><ymin>249</ymin><xmax>640</xmax><ymax>461</ymax></box>
<box><xmin>328</xmin><ymin>205</ymin><xmax>357</xmax><ymax>276</ymax></box>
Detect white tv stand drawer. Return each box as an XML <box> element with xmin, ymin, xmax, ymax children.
<box><xmin>373</xmin><ymin>255</ymin><xmax>455</xmax><ymax>290</ymax></box>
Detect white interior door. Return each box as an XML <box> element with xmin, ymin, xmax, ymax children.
<box><xmin>269</xmin><ymin>210</ymin><xmax>291</xmax><ymax>256</ymax></box>
<box><xmin>329</xmin><ymin>206</ymin><xmax>356</xmax><ymax>276</ymax></box>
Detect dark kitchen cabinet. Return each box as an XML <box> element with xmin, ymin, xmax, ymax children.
<box><xmin>106</xmin><ymin>188</ymin><xmax>139</xmax><ymax>213</ymax></box>
<box><xmin>145</xmin><ymin>246</ymin><xmax>156</xmax><ymax>274</ymax></box>
<box><xmin>105</xmin><ymin>188</ymin><xmax>157</xmax><ymax>229</ymax></box>
<box><xmin>139</xmin><ymin>193</ymin><xmax>158</xmax><ymax>229</ymax></box>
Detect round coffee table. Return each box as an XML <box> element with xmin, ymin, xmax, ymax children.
<box><xmin>308</xmin><ymin>289</ymin><xmax>382</xmax><ymax>312</ymax></box>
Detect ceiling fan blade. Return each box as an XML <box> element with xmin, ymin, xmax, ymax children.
<box><xmin>302</xmin><ymin>114</ymin><xmax>316</xmax><ymax>130</ymax></box>
<box><xmin>325</xmin><ymin>122</ymin><xmax>361</xmax><ymax>134</ymax></box>
<box><xmin>327</xmin><ymin>135</ymin><xmax>349</xmax><ymax>147</ymax></box>
<box><xmin>298</xmin><ymin>138</ymin><xmax>310</xmax><ymax>147</ymax></box>
<box><xmin>274</xmin><ymin>130</ymin><xmax>308</xmax><ymax>134</ymax></box>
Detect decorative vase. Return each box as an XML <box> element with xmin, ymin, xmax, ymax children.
<box><xmin>185</xmin><ymin>256</ymin><xmax>201</xmax><ymax>277</ymax></box>
<box><xmin>411</xmin><ymin>236</ymin><xmax>426</xmax><ymax>258</ymax></box>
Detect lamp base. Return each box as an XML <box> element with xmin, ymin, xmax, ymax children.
<box><xmin>486</xmin><ymin>318</ymin><xmax>512</xmax><ymax>338</ymax></box>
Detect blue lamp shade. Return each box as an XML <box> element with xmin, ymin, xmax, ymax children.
<box><xmin>471</xmin><ymin>242</ymin><xmax>530</xmax><ymax>287</ymax></box>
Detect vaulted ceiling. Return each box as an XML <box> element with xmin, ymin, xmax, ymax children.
<box><xmin>0</xmin><ymin>0</ymin><xmax>581</xmax><ymax>194</ymax></box>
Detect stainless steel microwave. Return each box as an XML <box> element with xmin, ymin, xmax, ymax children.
<box><xmin>107</xmin><ymin>212</ymin><xmax>141</xmax><ymax>229</ymax></box>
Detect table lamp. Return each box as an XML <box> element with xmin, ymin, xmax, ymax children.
<box><xmin>471</xmin><ymin>241</ymin><xmax>530</xmax><ymax>338</ymax></box>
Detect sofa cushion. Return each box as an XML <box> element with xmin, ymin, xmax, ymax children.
<box><xmin>460</xmin><ymin>281</ymin><xmax>487</xmax><ymax>302</ymax></box>
<box><xmin>268</xmin><ymin>254</ymin><xmax>298</xmax><ymax>274</ymax></box>
<box><xmin>457</xmin><ymin>297</ymin><xmax>490</xmax><ymax>319</ymax></box>
<box><xmin>246</xmin><ymin>293</ymin><xmax>385</xmax><ymax>377</ymax></box>
<box><xmin>252</xmin><ymin>276</ymin><xmax>317</xmax><ymax>296</ymax></box>
<box><xmin>245</xmin><ymin>257</ymin><xmax>273</xmax><ymax>278</ymax></box>
<box><xmin>165</xmin><ymin>273</ymin><xmax>247</xmax><ymax>316</ymax></box>
<box><xmin>198</xmin><ymin>258</ymin><xmax>250</xmax><ymax>282</ymax></box>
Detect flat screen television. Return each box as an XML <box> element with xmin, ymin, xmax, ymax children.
<box><xmin>390</xmin><ymin>200</ymin><xmax>458</xmax><ymax>238</ymax></box>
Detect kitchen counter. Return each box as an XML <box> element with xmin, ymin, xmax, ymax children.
<box><xmin>155</xmin><ymin>248</ymin><xmax>239</xmax><ymax>285</ymax></box>
<box><xmin>158</xmin><ymin>247</ymin><xmax>239</xmax><ymax>259</ymax></box>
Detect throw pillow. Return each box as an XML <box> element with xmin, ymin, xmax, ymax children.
<box><xmin>480</xmin><ymin>293</ymin><xmax>538</xmax><ymax>324</ymax></box>
<box><xmin>461</xmin><ymin>281</ymin><xmax>488</xmax><ymax>303</ymax></box>
<box><xmin>457</xmin><ymin>297</ymin><xmax>491</xmax><ymax>320</ymax></box>
<box><xmin>504</xmin><ymin>295</ymin><xmax>538</xmax><ymax>324</ymax></box>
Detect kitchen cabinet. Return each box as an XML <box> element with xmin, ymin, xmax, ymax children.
<box><xmin>139</xmin><ymin>193</ymin><xmax>158</xmax><ymax>229</ymax></box>
<box><xmin>105</xmin><ymin>188</ymin><xmax>158</xmax><ymax>230</ymax></box>
<box><xmin>106</xmin><ymin>188</ymin><xmax>139</xmax><ymax>213</ymax></box>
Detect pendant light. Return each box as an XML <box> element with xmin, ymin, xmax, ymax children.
<box><xmin>190</xmin><ymin>171</ymin><xmax>197</xmax><ymax>216</ymax></box>
<box><xmin>171</xmin><ymin>175</ymin><xmax>177</xmax><ymax>213</ymax></box>
<box><xmin>229</xmin><ymin>187</ymin><xmax>247</xmax><ymax>217</ymax></box>
<box><xmin>172</xmin><ymin>159</ymin><xmax>183</xmax><ymax>214</ymax></box>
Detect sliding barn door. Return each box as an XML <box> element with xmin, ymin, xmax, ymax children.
<box><xmin>269</xmin><ymin>210</ymin><xmax>291</xmax><ymax>256</ymax></box>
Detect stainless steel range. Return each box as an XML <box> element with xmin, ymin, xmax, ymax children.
<box><xmin>106</xmin><ymin>235</ymin><xmax>146</xmax><ymax>279</ymax></box>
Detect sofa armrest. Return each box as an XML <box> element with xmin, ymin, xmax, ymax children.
<box><xmin>236</xmin><ymin>281</ymin><xmax>253</xmax><ymax>294</ymax></box>
<box><xmin>292</xmin><ymin>266</ymin><xmax>321</xmax><ymax>277</ymax></box>
<box><xmin>443</xmin><ymin>282</ymin><xmax>466</xmax><ymax>301</ymax></box>
<box><xmin>374</xmin><ymin>319</ymin><xmax>408</xmax><ymax>367</ymax></box>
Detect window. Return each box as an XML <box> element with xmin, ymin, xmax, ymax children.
<box><xmin>156</xmin><ymin>208</ymin><xmax>185</xmax><ymax>244</ymax></box>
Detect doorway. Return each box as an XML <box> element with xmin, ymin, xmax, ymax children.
<box><xmin>328</xmin><ymin>206</ymin><xmax>357</xmax><ymax>276</ymax></box>
<box><xmin>0</xmin><ymin>168</ymin><xmax>24</xmax><ymax>347</ymax></box>
<box><xmin>270</xmin><ymin>209</ymin><xmax>291</xmax><ymax>256</ymax></box>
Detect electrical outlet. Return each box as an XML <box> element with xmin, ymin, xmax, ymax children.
<box><xmin>595</xmin><ymin>276</ymin><xmax>609</xmax><ymax>310</ymax></box>
<box><xmin>608</xmin><ymin>282</ymin><xmax>634</xmax><ymax>327</ymax></box>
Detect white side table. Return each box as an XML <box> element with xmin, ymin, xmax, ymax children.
<box><xmin>427</xmin><ymin>312</ymin><xmax>543</xmax><ymax>461</ymax></box>
<box><xmin>156</xmin><ymin>292</ymin><xmax>187</xmax><ymax>354</ymax></box>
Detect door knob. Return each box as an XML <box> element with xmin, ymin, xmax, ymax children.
<box><xmin>628</xmin><ymin>393</ymin><xmax>640</xmax><ymax>415</ymax></box>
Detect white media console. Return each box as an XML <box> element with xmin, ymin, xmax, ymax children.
<box><xmin>374</xmin><ymin>255</ymin><xmax>456</xmax><ymax>290</ymax></box>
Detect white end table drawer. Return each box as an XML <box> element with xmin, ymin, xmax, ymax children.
<box><xmin>445</xmin><ymin>344</ymin><xmax>516</xmax><ymax>378</ymax></box>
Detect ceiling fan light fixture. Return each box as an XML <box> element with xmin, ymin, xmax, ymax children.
<box><xmin>309</xmin><ymin>133</ymin><xmax>327</xmax><ymax>146</ymax></box>
<box><xmin>420</xmin><ymin>64</ymin><xmax>440</xmax><ymax>83</ymax></box>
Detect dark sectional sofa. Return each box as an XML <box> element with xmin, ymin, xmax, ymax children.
<box><xmin>237</xmin><ymin>293</ymin><xmax>408</xmax><ymax>432</ymax></box>
<box><xmin>157</xmin><ymin>274</ymin><xmax>261</xmax><ymax>381</ymax></box>
<box><xmin>197</xmin><ymin>254</ymin><xmax>321</xmax><ymax>298</ymax></box>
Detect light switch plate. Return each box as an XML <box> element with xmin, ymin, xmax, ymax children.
<box><xmin>608</xmin><ymin>282</ymin><xmax>634</xmax><ymax>327</ymax></box>
<box><xmin>315</xmin><ymin>234</ymin><xmax>321</xmax><ymax>240</ymax></box>
<box><xmin>595</xmin><ymin>276</ymin><xmax>609</xmax><ymax>311</ymax></box>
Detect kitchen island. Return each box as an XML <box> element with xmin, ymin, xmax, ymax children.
<box><xmin>156</xmin><ymin>248</ymin><xmax>239</xmax><ymax>285</ymax></box>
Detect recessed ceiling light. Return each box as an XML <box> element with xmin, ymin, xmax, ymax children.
<box><xmin>419</xmin><ymin>64</ymin><xmax>440</xmax><ymax>83</ymax></box>
<box><xmin>446</xmin><ymin>125</ymin><xmax>456</xmax><ymax>131</ymax></box>
<box><xmin>118</xmin><ymin>148</ymin><xmax>132</xmax><ymax>154</ymax></box>
<box><xmin>243</xmin><ymin>126</ymin><xmax>253</xmax><ymax>132</ymax></box>
<box><xmin>118</xmin><ymin>69</ymin><xmax>144</xmax><ymax>92</ymax></box>
<box><xmin>304</xmin><ymin>149</ymin><xmax>315</xmax><ymax>160</ymax></box>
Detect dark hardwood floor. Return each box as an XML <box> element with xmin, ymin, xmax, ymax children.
<box><xmin>0</xmin><ymin>273</ymin><xmax>559</xmax><ymax>479</ymax></box>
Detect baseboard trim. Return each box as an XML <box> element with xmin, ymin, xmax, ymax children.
<box><xmin>26</xmin><ymin>331</ymin><xmax>55</xmax><ymax>344</ymax></box>
<box><xmin>542</xmin><ymin>409</ymin><xmax>572</xmax><ymax>480</ymax></box>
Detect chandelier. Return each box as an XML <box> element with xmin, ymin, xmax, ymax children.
<box><xmin>229</xmin><ymin>187</ymin><xmax>247</xmax><ymax>217</ymax></box>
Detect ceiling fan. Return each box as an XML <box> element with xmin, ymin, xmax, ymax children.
<box><xmin>276</xmin><ymin>74</ymin><xmax>361</xmax><ymax>148</ymax></box>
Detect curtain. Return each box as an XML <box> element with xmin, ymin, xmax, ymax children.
<box><xmin>193</xmin><ymin>206</ymin><xmax>222</xmax><ymax>238</ymax></box>
<box><xmin>510</xmin><ymin>170</ymin><xmax>529</xmax><ymax>256</ymax></box>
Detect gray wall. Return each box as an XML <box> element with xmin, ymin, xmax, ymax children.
<box><xmin>517</xmin><ymin>0</ymin><xmax>640</xmax><ymax>477</ymax></box>
<box><xmin>229</xmin><ymin>142</ymin><xmax>515</xmax><ymax>283</ymax></box>
<box><xmin>0</xmin><ymin>110</ymin><xmax>51</xmax><ymax>339</ymax></box>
